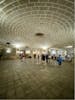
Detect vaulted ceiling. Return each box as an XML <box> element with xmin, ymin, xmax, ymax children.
<box><xmin>0</xmin><ymin>0</ymin><xmax>74</xmax><ymax>49</ymax></box>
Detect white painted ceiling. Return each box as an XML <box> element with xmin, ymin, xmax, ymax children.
<box><xmin>0</xmin><ymin>0</ymin><xmax>74</xmax><ymax>49</ymax></box>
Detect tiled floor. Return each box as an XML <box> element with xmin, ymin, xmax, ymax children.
<box><xmin>0</xmin><ymin>59</ymin><xmax>74</xmax><ymax>99</ymax></box>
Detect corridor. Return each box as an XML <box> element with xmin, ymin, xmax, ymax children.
<box><xmin>0</xmin><ymin>0</ymin><xmax>74</xmax><ymax>99</ymax></box>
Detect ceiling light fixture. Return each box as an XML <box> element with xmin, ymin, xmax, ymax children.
<box><xmin>35</xmin><ymin>33</ymin><xmax>44</xmax><ymax>36</ymax></box>
<box><xmin>6</xmin><ymin>42</ymin><xmax>10</xmax><ymax>45</ymax></box>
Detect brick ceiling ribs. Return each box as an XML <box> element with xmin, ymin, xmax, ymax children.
<box><xmin>0</xmin><ymin>0</ymin><xmax>74</xmax><ymax>48</ymax></box>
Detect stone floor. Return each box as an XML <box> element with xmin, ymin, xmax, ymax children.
<box><xmin>0</xmin><ymin>59</ymin><xmax>74</xmax><ymax>99</ymax></box>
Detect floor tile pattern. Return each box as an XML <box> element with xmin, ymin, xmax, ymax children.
<box><xmin>0</xmin><ymin>59</ymin><xmax>74</xmax><ymax>99</ymax></box>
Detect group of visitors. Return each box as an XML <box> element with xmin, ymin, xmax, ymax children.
<box><xmin>19</xmin><ymin>52</ymin><xmax>72</xmax><ymax>65</ymax></box>
<box><xmin>33</xmin><ymin>53</ymin><xmax>63</xmax><ymax>65</ymax></box>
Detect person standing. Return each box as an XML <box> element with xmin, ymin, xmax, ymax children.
<box><xmin>33</xmin><ymin>54</ymin><xmax>36</xmax><ymax>59</ymax></box>
<box><xmin>57</xmin><ymin>55</ymin><xmax>63</xmax><ymax>65</ymax></box>
<box><xmin>33</xmin><ymin>54</ymin><xmax>36</xmax><ymax>63</ymax></box>
<box><xmin>46</xmin><ymin>54</ymin><xmax>49</xmax><ymax>63</ymax></box>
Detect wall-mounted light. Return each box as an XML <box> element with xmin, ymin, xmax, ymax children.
<box><xmin>26</xmin><ymin>50</ymin><xmax>31</xmax><ymax>54</ymax></box>
<box><xmin>12</xmin><ymin>43</ymin><xmax>24</xmax><ymax>49</ymax></box>
<box><xmin>51</xmin><ymin>50</ymin><xmax>56</xmax><ymax>55</ymax></box>
<box><xmin>16</xmin><ymin>50</ymin><xmax>20</xmax><ymax>54</ymax></box>
<box><xmin>33</xmin><ymin>50</ymin><xmax>37</xmax><ymax>54</ymax></box>
<box><xmin>20</xmin><ymin>51</ymin><xmax>23</xmax><ymax>54</ymax></box>
<box><xmin>42</xmin><ymin>46</ymin><xmax>49</xmax><ymax>50</ymax></box>
<box><xmin>15</xmin><ymin>44</ymin><xmax>21</xmax><ymax>48</ymax></box>
<box><xmin>65</xmin><ymin>46</ymin><xmax>73</xmax><ymax>48</ymax></box>
<box><xmin>6</xmin><ymin>48</ymin><xmax>11</xmax><ymax>53</ymax></box>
